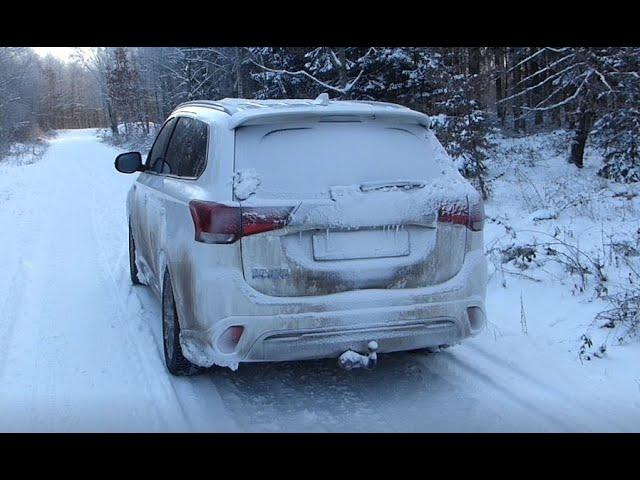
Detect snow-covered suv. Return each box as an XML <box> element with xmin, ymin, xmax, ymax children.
<box><xmin>114</xmin><ymin>96</ymin><xmax>487</xmax><ymax>375</ymax></box>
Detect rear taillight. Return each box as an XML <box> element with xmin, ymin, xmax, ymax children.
<box><xmin>438</xmin><ymin>196</ymin><xmax>484</xmax><ymax>232</ymax></box>
<box><xmin>188</xmin><ymin>200</ymin><xmax>293</xmax><ymax>244</ymax></box>
<box><xmin>468</xmin><ymin>197</ymin><xmax>485</xmax><ymax>232</ymax></box>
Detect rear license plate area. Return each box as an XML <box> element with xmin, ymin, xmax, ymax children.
<box><xmin>312</xmin><ymin>228</ymin><xmax>410</xmax><ymax>261</ymax></box>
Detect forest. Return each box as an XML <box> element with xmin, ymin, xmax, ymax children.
<box><xmin>1</xmin><ymin>46</ymin><xmax>639</xmax><ymax>196</ymax></box>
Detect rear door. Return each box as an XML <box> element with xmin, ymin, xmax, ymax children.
<box><xmin>134</xmin><ymin>117</ymin><xmax>177</xmax><ymax>284</ymax></box>
<box><xmin>146</xmin><ymin>116</ymin><xmax>209</xmax><ymax>280</ymax></box>
<box><xmin>235</xmin><ymin>120</ymin><xmax>470</xmax><ymax>297</ymax></box>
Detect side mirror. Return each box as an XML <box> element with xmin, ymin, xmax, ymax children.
<box><xmin>115</xmin><ymin>152</ymin><xmax>143</xmax><ymax>174</ymax></box>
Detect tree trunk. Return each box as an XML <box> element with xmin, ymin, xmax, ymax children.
<box><xmin>494</xmin><ymin>47</ymin><xmax>505</xmax><ymax>126</ymax></box>
<box><xmin>468</xmin><ymin>47</ymin><xmax>481</xmax><ymax>75</ymax></box>
<box><xmin>106</xmin><ymin>99</ymin><xmax>118</xmax><ymax>137</ymax></box>
<box><xmin>336</xmin><ymin>47</ymin><xmax>348</xmax><ymax>98</ymax></box>
<box><xmin>568</xmin><ymin>110</ymin><xmax>595</xmax><ymax>168</ymax></box>
<box><xmin>531</xmin><ymin>60</ymin><xmax>543</xmax><ymax>126</ymax></box>
<box><xmin>513</xmin><ymin>63</ymin><xmax>524</xmax><ymax>132</ymax></box>
<box><xmin>235</xmin><ymin>47</ymin><xmax>245</xmax><ymax>98</ymax></box>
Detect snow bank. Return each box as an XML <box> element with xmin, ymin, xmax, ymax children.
<box><xmin>485</xmin><ymin>129</ymin><xmax>640</xmax><ymax>362</ymax></box>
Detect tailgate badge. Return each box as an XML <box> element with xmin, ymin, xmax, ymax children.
<box><xmin>251</xmin><ymin>268</ymin><xmax>291</xmax><ymax>280</ymax></box>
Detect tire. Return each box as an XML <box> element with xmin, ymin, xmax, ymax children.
<box><xmin>162</xmin><ymin>269</ymin><xmax>205</xmax><ymax>376</ymax></box>
<box><xmin>128</xmin><ymin>223</ymin><xmax>144</xmax><ymax>286</ymax></box>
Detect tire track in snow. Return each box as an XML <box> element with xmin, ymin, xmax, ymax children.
<box><xmin>0</xmin><ymin>166</ymin><xmax>51</xmax><ymax>431</ymax></box>
<box><xmin>85</xmin><ymin>142</ymin><xmax>179</xmax><ymax>431</ymax></box>
<box><xmin>421</xmin><ymin>349</ymin><xmax>576</xmax><ymax>431</ymax></box>
<box><xmin>131</xmin><ymin>285</ymin><xmax>239</xmax><ymax>432</ymax></box>
<box><xmin>0</xmin><ymin>254</ymin><xmax>31</xmax><ymax>380</ymax></box>
<box><xmin>1</xmin><ymin>155</ymin><xmax>88</xmax><ymax>430</ymax></box>
<box><xmin>85</xmin><ymin>134</ymin><xmax>237</xmax><ymax>432</ymax></box>
<box><xmin>209</xmin><ymin>359</ymin><xmax>393</xmax><ymax>432</ymax></box>
<box><xmin>0</xmin><ymin>184</ymin><xmax>38</xmax><ymax>379</ymax></box>
<box><xmin>207</xmin><ymin>349</ymin><xmax>511</xmax><ymax>432</ymax></box>
<box><xmin>15</xmin><ymin>135</ymin><xmax>156</xmax><ymax>431</ymax></box>
<box><xmin>463</xmin><ymin>342</ymin><xmax>631</xmax><ymax>432</ymax></box>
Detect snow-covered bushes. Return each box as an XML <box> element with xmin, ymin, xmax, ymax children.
<box><xmin>485</xmin><ymin>129</ymin><xmax>640</xmax><ymax>360</ymax></box>
<box><xmin>489</xmin><ymin>231</ymin><xmax>607</xmax><ymax>293</ymax></box>
<box><xmin>0</xmin><ymin>137</ymin><xmax>49</xmax><ymax>166</ymax></box>
<box><xmin>596</xmin><ymin>287</ymin><xmax>640</xmax><ymax>342</ymax></box>
<box><xmin>577</xmin><ymin>238</ymin><xmax>640</xmax><ymax>360</ymax></box>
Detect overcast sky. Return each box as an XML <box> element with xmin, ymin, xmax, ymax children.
<box><xmin>32</xmin><ymin>47</ymin><xmax>80</xmax><ymax>62</ymax></box>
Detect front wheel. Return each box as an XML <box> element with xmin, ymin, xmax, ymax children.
<box><xmin>162</xmin><ymin>269</ymin><xmax>205</xmax><ymax>376</ymax></box>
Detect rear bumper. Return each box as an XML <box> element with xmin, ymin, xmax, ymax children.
<box><xmin>179</xmin><ymin>250</ymin><xmax>487</xmax><ymax>369</ymax></box>
<box><xmin>181</xmin><ymin>297</ymin><xmax>484</xmax><ymax>368</ymax></box>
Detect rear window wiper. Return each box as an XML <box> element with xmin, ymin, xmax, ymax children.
<box><xmin>359</xmin><ymin>180</ymin><xmax>426</xmax><ymax>193</ymax></box>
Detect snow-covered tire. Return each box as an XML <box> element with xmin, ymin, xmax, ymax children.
<box><xmin>162</xmin><ymin>269</ymin><xmax>205</xmax><ymax>376</ymax></box>
<box><xmin>128</xmin><ymin>223</ymin><xmax>144</xmax><ymax>286</ymax></box>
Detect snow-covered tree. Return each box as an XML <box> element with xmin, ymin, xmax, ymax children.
<box><xmin>498</xmin><ymin>47</ymin><xmax>640</xmax><ymax>169</ymax></box>
<box><xmin>0</xmin><ymin>48</ymin><xmax>41</xmax><ymax>153</ymax></box>
<box><xmin>427</xmin><ymin>49</ymin><xmax>492</xmax><ymax>198</ymax></box>
<box><xmin>106</xmin><ymin>48</ymin><xmax>143</xmax><ymax>135</ymax></box>
<box><xmin>592</xmin><ymin>48</ymin><xmax>640</xmax><ymax>182</ymax></box>
<box><xmin>249</xmin><ymin>47</ymin><xmax>312</xmax><ymax>99</ymax></box>
<box><xmin>248</xmin><ymin>47</ymin><xmax>375</xmax><ymax>98</ymax></box>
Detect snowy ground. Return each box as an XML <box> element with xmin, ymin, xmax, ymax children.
<box><xmin>0</xmin><ymin>129</ymin><xmax>639</xmax><ymax>432</ymax></box>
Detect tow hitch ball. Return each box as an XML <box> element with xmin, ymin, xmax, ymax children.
<box><xmin>338</xmin><ymin>341</ymin><xmax>379</xmax><ymax>370</ymax></box>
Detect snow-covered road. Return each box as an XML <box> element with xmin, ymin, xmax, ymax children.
<box><xmin>1</xmin><ymin>129</ymin><xmax>639</xmax><ymax>432</ymax></box>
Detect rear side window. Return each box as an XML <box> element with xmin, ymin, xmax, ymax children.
<box><xmin>146</xmin><ymin>117</ymin><xmax>177</xmax><ymax>170</ymax></box>
<box><xmin>163</xmin><ymin>117</ymin><xmax>209</xmax><ymax>178</ymax></box>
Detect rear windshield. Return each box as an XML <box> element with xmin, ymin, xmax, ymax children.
<box><xmin>235</xmin><ymin>121</ymin><xmax>440</xmax><ymax>198</ymax></box>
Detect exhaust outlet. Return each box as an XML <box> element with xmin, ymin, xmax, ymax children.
<box><xmin>338</xmin><ymin>341</ymin><xmax>378</xmax><ymax>370</ymax></box>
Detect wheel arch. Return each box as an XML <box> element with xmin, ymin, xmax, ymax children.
<box><xmin>161</xmin><ymin>249</ymin><xmax>199</xmax><ymax>333</ymax></box>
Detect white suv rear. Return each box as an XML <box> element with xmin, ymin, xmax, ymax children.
<box><xmin>115</xmin><ymin>97</ymin><xmax>487</xmax><ymax>375</ymax></box>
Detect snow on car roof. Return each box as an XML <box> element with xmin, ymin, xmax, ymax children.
<box><xmin>174</xmin><ymin>96</ymin><xmax>431</xmax><ymax>130</ymax></box>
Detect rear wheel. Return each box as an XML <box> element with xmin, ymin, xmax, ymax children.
<box><xmin>162</xmin><ymin>269</ymin><xmax>205</xmax><ymax>376</ymax></box>
<box><xmin>128</xmin><ymin>223</ymin><xmax>143</xmax><ymax>286</ymax></box>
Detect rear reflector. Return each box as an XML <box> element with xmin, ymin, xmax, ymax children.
<box><xmin>217</xmin><ymin>325</ymin><xmax>245</xmax><ymax>353</ymax></box>
<box><xmin>189</xmin><ymin>200</ymin><xmax>293</xmax><ymax>244</ymax></box>
<box><xmin>438</xmin><ymin>196</ymin><xmax>484</xmax><ymax>232</ymax></box>
<box><xmin>466</xmin><ymin>306</ymin><xmax>485</xmax><ymax>331</ymax></box>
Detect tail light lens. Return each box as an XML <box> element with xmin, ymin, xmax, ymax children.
<box><xmin>189</xmin><ymin>200</ymin><xmax>293</xmax><ymax>244</ymax></box>
<box><xmin>468</xmin><ymin>196</ymin><xmax>485</xmax><ymax>232</ymax></box>
<box><xmin>438</xmin><ymin>196</ymin><xmax>484</xmax><ymax>232</ymax></box>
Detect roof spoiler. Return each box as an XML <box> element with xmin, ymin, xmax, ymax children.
<box><xmin>228</xmin><ymin>108</ymin><xmax>431</xmax><ymax>129</ymax></box>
